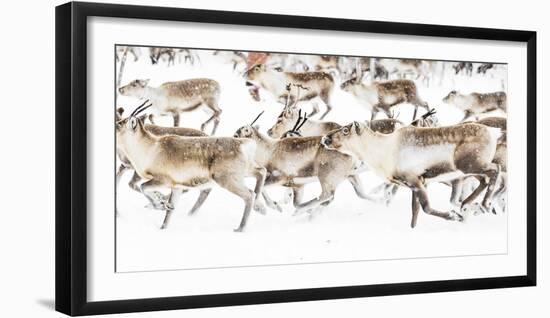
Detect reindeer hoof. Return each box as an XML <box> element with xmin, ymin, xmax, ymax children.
<box><xmin>449</xmin><ymin>210</ymin><xmax>464</xmax><ymax>222</ymax></box>
<box><xmin>254</xmin><ymin>203</ymin><xmax>267</xmax><ymax>215</ymax></box>
<box><xmin>233</xmin><ymin>227</ymin><xmax>244</xmax><ymax>233</ymax></box>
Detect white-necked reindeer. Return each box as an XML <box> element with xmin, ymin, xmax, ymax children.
<box><xmin>116</xmin><ymin>102</ymin><xmax>266</xmax><ymax>232</ymax></box>
<box><xmin>115</xmin><ymin>105</ymin><xmax>211</xmax><ymax>215</ymax></box>
<box><xmin>245</xmin><ymin>63</ymin><xmax>336</xmax><ymax>119</ymax></box>
<box><xmin>118</xmin><ymin>78</ymin><xmax>222</xmax><ymax>134</ymax></box>
<box><xmin>340</xmin><ymin>62</ymin><xmax>430</xmax><ymax>121</ymax></box>
<box><xmin>322</xmin><ymin>120</ymin><xmax>502</xmax><ymax>227</ymax></box>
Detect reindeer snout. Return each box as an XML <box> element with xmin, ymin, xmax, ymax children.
<box><xmin>118</xmin><ymin>87</ymin><xmax>124</xmax><ymax>94</ymax></box>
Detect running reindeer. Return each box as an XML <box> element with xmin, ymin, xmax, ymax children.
<box><xmin>118</xmin><ymin>78</ymin><xmax>222</xmax><ymax>134</ymax></box>
<box><xmin>115</xmin><ymin>104</ymin><xmax>211</xmax><ymax>215</ymax></box>
<box><xmin>116</xmin><ymin>101</ymin><xmax>266</xmax><ymax>232</ymax></box>
<box><xmin>267</xmin><ymin>83</ymin><xmax>341</xmax><ymax>138</ymax></box>
<box><xmin>442</xmin><ymin>90</ymin><xmax>507</xmax><ymax>121</ymax></box>
<box><xmin>340</xmin><ymin>61</ymin><xmax>430</xmax><ymax>121</ymax></box>
<box><xmin>245</xmin><ymin>63</ymin><xmax>336</xmax><ymax>119</ymax></box>
<box><xmin>322</xmin><ymin>120</ymin><xmax>502</xmax><ymax>228</ymax></box>
<box><xmin>234</xmin><ymin>113</ymin><xmax>378</xmax><ymax>215</ymax></box>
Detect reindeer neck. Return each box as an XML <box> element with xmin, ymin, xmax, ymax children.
<box><xmin>143</xmin><ymin>86</ymin><xmax>162</xmax><ymax>101</ymax></box>
<box><xmin>259</xmin><ymin>71</ymin><xmax>286</xmax><ymax>95</ymax></box>
<box><xmin>118</xmin><ymin>124</ymin><xmax>156</xmax><ymax>170</ymax></box>
<box><xmin>252</xmin><ymin>131</ymin><xmax>277</xmax><ymax>166</ymax></box>
<box><xmin>356</xmin><ymin>130</ymin><xmax>398</xmax><ymax>176</ymax></box>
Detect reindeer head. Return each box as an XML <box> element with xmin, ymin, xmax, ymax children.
<box><xmin>442</xmin><ymin>90</ymin><xmax>459</xmax><ymax>103</ymax></box>
<box><xmin>321</xmin><ymin>121</ymin><xmax>369</xmax><ymax>156</ymax></box>
<box><xmin>410</xmin><ymin>108</ymin><xmax>439</xmax><ymax>127</ymax></box>
<box><xmin>340</xmin><ymin>58</ymin><xmax>364</xmax><ymax>92</ymax></box>
<box><xmin>115</xmin><ymin>100</ymin><xmax>152</xmax><ymax>140</ymax></box>
<box><xmin>267</xmin><ymin>83</ymin><xmax>307</xmax><ymax>138</ymax></box>
<box><xmin>233</xmin><ymin>111</ymin><xmax>264</xmax><ymax>139</ymax></box>
<box><xmin>118</xmin><ymin>79</ymin><xmax>150</xmax><ymax>97</ymax></box>
<box><xmin>244</xmin><ymin>64</ymin><xmax>269</xmax><ymax>81</ymax></box>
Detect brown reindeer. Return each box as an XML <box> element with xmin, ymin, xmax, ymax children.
<box><xmin>119</xmin><ymin>78</ymin><xmax>222</xmax><ymax>134</ymax></box>
<box><xmin>116</xmin><ymin>102</ymin><xmax>266</xmax><ymax>232</ymax></box>
<box><xmin>322</xmin><ymin>121</ymin><xmax>502</xmax><ymax>227</ymax></box>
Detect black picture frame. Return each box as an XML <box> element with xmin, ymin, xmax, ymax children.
<box><xmin>55</xmin><ymin>1</ymin><xmax>537</xmax><ymax>316</ymax></box>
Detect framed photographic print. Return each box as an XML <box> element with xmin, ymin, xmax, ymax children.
<box><xmin>55</xmin><ymin>1</ymin><xmax>537</xmax><ymax>316</ymax></box>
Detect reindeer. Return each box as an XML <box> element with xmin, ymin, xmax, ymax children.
<box><xmin>212</xmin><ymin>50</ymin><xmax>247</xmax><ymax>72</ymax></box>
<box><xmin>452</xmin><ymin>62</ymin><xmax>473</xmax><ymax>76</ymax></box>
<box><xmin>245</xmin><ymin>63</ymin><xmax>335</xmax><ymax>119</ymax></box>
<box><xmin>442</xmin><ymin>90</ymin><xmax>507</xmax><ymax>121</ymax></box>
<box><xmin>115</xmin><ymin>105</ymin><xmax>211</xmax><ymax>215</ymax></box>
<box><xmin>267</xmin><ymin>84</ymin><xmax>341</xmax><ymax>138</ymax></box>
<box><xmin>322</xmin><ymin>121</ymin><xmax>502</xmax><ymax>228</ymax></box>
<box><xmin>116</xmin><ymin>46</ymin><xmax>141</xmax><ymax>62</ymax></box>
<box><xmin>375</xmin><ymin>58</ymin><xmax>430</xmax><ymax>85</ymax></box>
<box><xmin>118</xmin><ymin>78</ymin><xmax>222</xmax><ymax>134</ymax></box>
<box><xmin>453</xmin><ymin>116</ymin><xmax>508</xmax><ymax>214</ymax></box>
<box><xmin>149</xmin><ymin>47</ymin><xmax>177</xmax><ymax>65</ymax></box>
<box><xmin>234</xmin><ymin>115</ymin><xmax>378</xmax><ymax>215</ymax></box>
<box><xmin>340</xmin><ymin>62</ymin><xmax>430</xmax><ymax>121</ymax></box>
<box><xmin>477</xmin><ymin>63</ymin><xmax>494</xmax><ymax>75</ymax></box>
<box><xmin>177</xmin><ymin>49</ymin><xmax>200</xmax><ymax>65</ymax></box>
<box><xmin>116</xmin><ymin>102</ymin><xmax>266</xmax><ymax>232</ymax></box>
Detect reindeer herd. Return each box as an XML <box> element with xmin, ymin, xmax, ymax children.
<box><xmin>116</xmin><ymin>47</ymin><xmax>507</xmax><ymax>232</ymax></box>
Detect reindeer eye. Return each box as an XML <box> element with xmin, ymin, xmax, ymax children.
<box><xmin>342</xmin><ymin>127</ymin><xmax>349</xmax><ymax>135</ymax></box>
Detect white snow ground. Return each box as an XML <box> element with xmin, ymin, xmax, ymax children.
<box><xmin>115</xmin><ymin>48</ymin><xmax>508</xmax><ymax>272</ymax></box>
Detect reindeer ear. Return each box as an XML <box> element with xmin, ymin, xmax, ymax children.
<box><xmin>129</xmin><ymin>117</ymin><xmax>138</xmax><ymax>130</ymax></box>
<box><xmin>353</xmin><ymin>121</ymin><xmax>364</xmax><ymax>135</ymax></box>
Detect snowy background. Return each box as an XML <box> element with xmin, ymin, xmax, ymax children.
<box><xmin>115</xmin><ymin>47</ymin><xmax>507</xmax><ymax>272</ymax></box>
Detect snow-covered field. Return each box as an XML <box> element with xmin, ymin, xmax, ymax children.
<box><xmin>115</xmin><ymin>48</ymin><xmax>508</xmax><ymax>272</ymax></box>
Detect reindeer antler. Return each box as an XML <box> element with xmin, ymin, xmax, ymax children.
<box><xmin>130</xmin><ymin>100</ymin><xmax>153</xmax><ymax>118</ymax></box>
<box><xmin>250</xmin><ymin>110</ymin><xmax>265</xmax><ymax>126</ymax></box>
<box><xmin>296</xmin><ymin>112</ymin><xmax>308</xmax><ymax>131</ymax></box>
<box><xmin>421</xmin><ymin>108</ymin><xmax>437</xmax><ymax>120</ymax></box>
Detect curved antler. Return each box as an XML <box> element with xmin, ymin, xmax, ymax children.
<box><xmin>250</xmin><ymin>110</ymin><xmax>265</xmax><ymax>126</ymax></box>
<box><xmin>130</xmin><ymin>99</ymin><xmax>151</xmax><ymax>117</ymax></box>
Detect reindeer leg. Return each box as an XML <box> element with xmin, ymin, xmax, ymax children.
<box><xmin>309</xmin><ymin>101</ymin><xmax>320</xmax><ymax>117</ymax></box>
<box><xmin>450</xmin><ymin>179</ymin><xmax>463</xmax><ymax>206</ymax></box>
<box><xmin>410</xmin><ymin>178</ymin><xmax>463</xmax><ymax>222</ymax></box>
<box><xmin>460</xmin><ymin>176</ymin><xmax>488</xmax><ymax>215</ymax></box>
<box><xmin>115</xmin><ymin>164</ymin><xmax>130</xmax><ymax>217</ymax></box>
<box><xmin>369</xmin><ymin>182</ymin><xmax>387</xmax><ymax>195</ymax></box>
<box><xmin>347</xmin><ymin>175</ymin><xmax>383</xmax><ymax>203</ymax></box>
<box><xmin>215</xmin><ymin>176</ymin><xmax>254</xmax><ymax>232</ymax></box>
<box><xmin>291</xmin><ymin>186</ymin><xmax>305</xmax><ymax>208</ymax></box>
<box><xmin>411</xmin><ymin>191</ymin><xmax>421</xmax><ymax>228</ymax></box>
<box><xmin>160</xmin><ymin>188</ymin><xmax>182</xmax><ymax>229</ymax></box>
<box><xmin>124</xmin><ymin>171</ymin><xmax>142</xmax><ymax>193</ymax></box>
<box><xmin>201</xmin><ymin>99</ymin><xmax>222</xmax><ymax>135</ymax></box>
<box><xmin>251</xmin><ymin>166</ymin><xmax>267</xmax><ymax>214</ymax></box>
<box><xmin>481</xmin><ymin>164</ymin><xmax>501</xmax><ymax>213</ymax></box>
<box><xmin>171</xmin><ymin>113</ymin><xmax>180</xmax><ymax>127</ymax></box>
<box><xmin>318</xmin><ymin>91</ymin><xmax>333</xmax><ymax>120</ymax></box>
<box><xmin>116</xmin><ymin>164</ymin><xmax>130</xmax><ymax>192</ymax></box>
<box><xmin>188</xmin><ymin>189</ymin><xmax>212</xmax><ymax>215</ymax></box>
<box><xmin>386</xmin><ymin>184</ymin><xmax>399</xmax><ymax>206</ymax></box>
<box><xmin>261</xmin><ymin>191</ymin><xmax>283</xmax><ymax>213</ymax></box>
